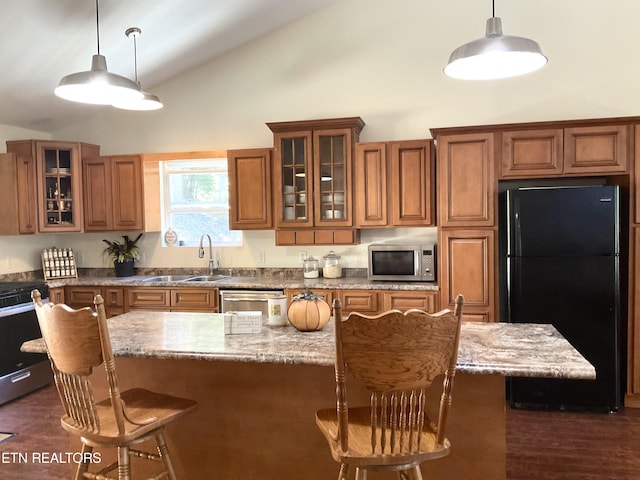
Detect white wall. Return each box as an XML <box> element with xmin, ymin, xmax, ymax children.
<box><xmin>3</xmin><ymin>0</ymin><xmax>640</xmax><ymax>274</ymax></box>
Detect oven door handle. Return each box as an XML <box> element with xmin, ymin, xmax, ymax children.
<box><xmin>0</xmin><ymin>302</ymin><xmax>39</xmax><ymax>319</ymax></box>
<box><xmin>11</xmin><ymin>371</ymin><xmax>32</xmax><ymax>383</ymax></box>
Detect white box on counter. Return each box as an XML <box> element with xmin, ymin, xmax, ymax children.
<box><xmin>224</xmin><ymin>311</ymin><xmax>262</xmax><ymax>334</ymax></box>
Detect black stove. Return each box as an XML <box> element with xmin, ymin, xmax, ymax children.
<box><xmin>0</xmin><ymin>281</ymin><xmax>48</xmax><ymax>309</ymax></box>
<box><xmin>0</xmin><ymin>281</ymin><xmax>52</xmax><ymax>405</ymax></box>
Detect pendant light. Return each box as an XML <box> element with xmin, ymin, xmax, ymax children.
<box><xmin>444</xmin><ymin>0</ymin><xmax>547</xmax><ymax>80</ymax></box>
<box><xmin>112</xmin><ymin>27</ymin><xmax>163</xmax><ymax>111</ymax></box>
<box><xmin>55</xmin><ymin>0</ymin><xmax>143</xmax><ymax>104</ymax></box>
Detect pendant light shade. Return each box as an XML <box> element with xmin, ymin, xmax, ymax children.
<box><xmin>444</xmin><ymin>12</ymin><xmax>547</xmax><ymax>80</ymax></box>
<box><xmin>55</xmin><ymin>54</ymin><xmax>143</xmax><ymax>105</ymax></box>
<box><xmin>112</xmin><ymin>27</ymin><xmax>163</xmax><ymax>111</ymax></box>
<box><xmin>54</xmin><ymin>0</ymin><xmax>143</xmax><ymax>105</ymax></box>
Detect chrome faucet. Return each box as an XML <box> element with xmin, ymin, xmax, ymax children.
<box><xmin>198</xmin><ymin>234</ymin><xmax>218</xmax><ymax>275</ymax></box>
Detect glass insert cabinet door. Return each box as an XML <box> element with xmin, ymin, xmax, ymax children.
<box><xmin>314</xmin><ymin>130</ymin><xmax>351</xmax><ymax>226</ymax></box>
<box><xmin>279</xmin><ymin>132</ymin><xmax>312</xmax><ymax>225</ymax></box>
<box><xmin>37</xmin><ymin>142</ymin><xmax>83</xmax><ymax>232</ymax></box>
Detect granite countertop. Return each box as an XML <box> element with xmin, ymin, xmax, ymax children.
<box><xmin>22</xmin><ymin>311</ymin><xmax>595</xmax><ymax>380</ymax></box>
<box><xmin>49</xmin><ymin>274</ymin><xmax>439</xmax><ymax>291</ymax></box>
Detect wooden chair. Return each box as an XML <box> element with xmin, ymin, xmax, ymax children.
<box><xmin>316</xmin><ymin>294</ymin><xmax>464</xmax><ymax>480</ymax></box>
<box><xmin>31</xmin><ymin>289</ymin><xmax>197</xmax><ymax>480</ymax></box>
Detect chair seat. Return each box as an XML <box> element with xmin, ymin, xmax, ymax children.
<box><xmin>316</xmin><ymin>406</ymin><xmax>451</xmax><ymax>469</ymax></box>
<box><xmin>61</xmin><ymin>388</ymin><xmax>197</xmax><ymax>446</ymax></box>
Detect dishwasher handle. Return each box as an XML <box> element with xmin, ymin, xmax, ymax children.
<box><xmin>224</xmin><ymin>297</ymin><xmax>269</xmax><ymax>302</ymax></box>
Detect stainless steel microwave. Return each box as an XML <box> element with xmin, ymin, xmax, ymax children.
<box><xmin>367</xmin><ymin>243</ymin><xmax>436</xmax><ymax>282</ymax></box>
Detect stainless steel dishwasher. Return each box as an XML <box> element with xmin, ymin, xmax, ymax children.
<box><xmin>219</xmin><ymin>290</ymin><xmax>285</xmax><ymax>319</ymax></box>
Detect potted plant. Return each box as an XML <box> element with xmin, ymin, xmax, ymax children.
<box><xmin>102</xmin><ymin>233</ymin><xmax>143</xmax><ymax>277</ymax></box>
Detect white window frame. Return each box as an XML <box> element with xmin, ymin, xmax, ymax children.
<box><xmin>159</xmin><ymin>155</ymin><xmax>241</xmax><ymax>247</ymax></box>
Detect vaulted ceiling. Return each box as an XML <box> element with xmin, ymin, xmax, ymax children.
<box><xmin>0</xmin><ymin>0</ymin><xmax>338</xmax><ymax>132</ymax></box>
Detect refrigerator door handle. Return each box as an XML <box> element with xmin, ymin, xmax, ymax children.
<box><xmin>506</xmin><ymin>191</ymin><xmax>522</xmax><ymax>257</ymax></box>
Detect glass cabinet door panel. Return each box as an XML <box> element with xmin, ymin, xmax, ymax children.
<box><xmin>276</xmin><ymin>132</ymin><xmax>312</xmax><ymax>226</ymax></box>
<box><xmin>316</xmin><ymin>132</ymin><xmax>349</xmax><ymax>223</ymax></box>
<box><xmin>37</xmin><ymin>142</ymin><xmax>82</xmax><ymax>232</ymax></box>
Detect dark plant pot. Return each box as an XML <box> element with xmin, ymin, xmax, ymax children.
<box><xmin>114</xmin><ymin>259</ymin><xmax>135</xmax><ymax>277</ymax></box>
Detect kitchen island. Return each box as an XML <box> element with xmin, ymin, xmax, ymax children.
<box><xmin>23</xmin><ymin>312</ymin><xmax>594</xmax><ymax>480</ymax></box>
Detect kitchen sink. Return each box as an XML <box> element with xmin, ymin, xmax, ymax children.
<box><xmin>182</xmin><ymin>275</ymin><xmax>231</xmax><ymax>282</ymax></box>
<box><xmin>140</xmin><ymin>275</ymin><xmax>197</xmax><ymax>282</ymax></box>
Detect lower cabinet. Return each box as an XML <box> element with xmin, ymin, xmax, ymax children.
<box><xmin>285</xmin><ymin>288</ymin><xmax>438</xmax><ymax>316</ymax></box>
<box><xmin>337</xmin><ymin>289</ymin><xmax>379</xmax><ymax>314</ymax></box>
<box><xmin>65</xmin><ymin>286</ymin><xmax>124</xmax><ymax>318</ymax></box>
<box><xmin>48</xmin><ymin>287</ymin><xmax>65</xmax><ymax>304</ymax></box>
<box><xmin>127</xmin><ymin>287</ymin><xmax>218</xmax><ymax>312</ymax></box>
<box><xmin>65</xmin><ymin>286</ymin><xmax>218</xmax><ymax>315</ymax></box>
<box><xmin>438</xmin><ymin>228</ymin><xmax>496</xmax><ymax>322</ymax></box>
<box><xmin>382</xmin><ymin>291</ymin><xmax>438</xmax><ymax>313</ymax></box>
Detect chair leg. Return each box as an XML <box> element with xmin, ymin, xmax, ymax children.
<box><xmin>75</xmin><ymin>444</ymin><xmax>93</xmax><ymax>480</ymax></box>
<box><xmin>338</xmin><ymin>463</ymin><xmax>351</xmax><ymax>480</ymax></box>
<box><xmin>355</xmin><ymin>466</ymin><xmax>367</xmax><ymax>480</ymax></box>
<box><xmin>156</xmin><ymin>431</ymin><xmax>178</xmax><ymax>480</ymax></box>
<box><xmin>397</xmin><ymin>466</ymin><xmax>424</xmax><ymax>480</ymax></box>
<box><xmin>117</xmin><ymin>446</ymin><xmax>131</xmax><ymax>480</ymax></box>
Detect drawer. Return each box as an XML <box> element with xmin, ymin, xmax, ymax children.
<box><xmin>171</xmin><ymin>288</ymin><xmax>217</xmax><ymax>310</ymax></box>
<box><xmin>382</xmin><ymin>291</ymin><xmax>438</xmax><ymax>313</ymax></box>
<box><xmin>127</xmin><ymin>288</ymin><xmax>170</xmax><ymax>309</ymax></box>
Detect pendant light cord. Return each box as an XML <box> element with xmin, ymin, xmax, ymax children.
<box><xmin>95</xmin><ymin>0</ymin><xmax>101</xmax><ymax>54</ymax></box>
<box><xmin>492</xmin><ymin>0</ymin><xmax>495</xmax><ymax>18</ymax></box>
<box><xmin>133</xmin><ymin>35</ymin><xmax>139</xmax><ymax>83</ymax></box>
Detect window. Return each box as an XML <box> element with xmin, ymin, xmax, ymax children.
<box><xmin>160</xmin><ymin>157</ymin><xmax>241</xmax><ymax>247</ymax></box>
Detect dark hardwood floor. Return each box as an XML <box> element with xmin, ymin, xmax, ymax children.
<box><xmin>1</xmin><ymin>385</ymin><xmax>639</xmax><ymax>479</ymax></box>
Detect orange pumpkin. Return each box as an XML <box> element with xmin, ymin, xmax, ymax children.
<box><xmin>287</xmin><ymin>290</ymin><xmax>331</xmax><ymax>331</ymax></box>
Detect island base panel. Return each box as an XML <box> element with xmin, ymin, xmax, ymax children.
<box><xmin>76</xmin><ymin>358</ymin><xmax>505</xmax><ymax>480</ymax></box>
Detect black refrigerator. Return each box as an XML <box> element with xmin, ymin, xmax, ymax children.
<box><xmin>500</xmin><ymin>184</ymin><xmax>623</xmax><ymax>412</ymax></box>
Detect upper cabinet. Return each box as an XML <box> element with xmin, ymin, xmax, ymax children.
<box><xmin>83</xmin><ymin>155</ymin><xmax>144</xmax><ymax>232</ymax></box>
<box><xmin>500</xmin><ymin>124</ymin><xmax>629</xmax><ymax>178</ymax></box>
<box><xmin>0</xmin><ymin>152</ymin><xmax>37</xmax><ymax>235</ymax></box>
<box><xmin>5</xmin><ymin>140</ymin><xmax>100</xmax><ymax>233</ymax></box>
<box><xmin>268</xmin><ymin>117</ymin><xmax>364</xmax><ymax>229</ymax></box>
<box><xmin>435</xmin><ymin>132</ymin><xmax>496</xmax><ymax>228</ymax></box>
<box><xmin>354</xmin><ymin>140</ymin><xmax>435</xmax><ymax>227</ymax></box>
<box><xmin>267</xmin><ymin>117</ymin><xmax>364</xmax><ymax>245</ymax></box>
<box><xmin>389</xmin><ymin>140</ymin><xmax>435</xmax><ymax>226</ymax></box>
<box><xmin>228</xmin><ymin>148</ymin><xmax>273</xmax><ymax>230</ymax></box>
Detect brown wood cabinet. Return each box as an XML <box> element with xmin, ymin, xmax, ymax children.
<box><xmin>381</xmin><ymin>290</ymin><xmax>438</xmax><ymax>313</ymax></box>
<box><xmin>65</xmin><ymin>286</ymin><xmax>124</xmax><ymax>318</ymax></box>
<box><xmin>336</xmin><ymin>289</ymin><xmax>379</xmax><ymax>314</ymax></box>
<box><xmin>127</xmin><ymin>287</ymin><xmax>218</xmax><ymax>312</ymax></box>
<box><xmin>5</xmin><ymin>140</ymin><xmax>100</xmax><ymax>233</ymax></box>
<box><xmin>48</xmin><ymin>287</ymin><xmax>65</xmax><ymax>304</ymax></box>
<box><xmin>390</xmin><ymin>140</ymin><xmax>435</xmax><ymax>226</ymax></box>
<box><xmin>501</xmin><ymin>124</ymin><xmax>629</xmax><ymax>178</ymax></box>
<box><xmin>629</xmin><ymin>226</ymin><xmax>640</xmax><ymax>406</ymax></box>
<box><xmin>284</xmin><ymin>288</ymin><xmax>437</xmax><ymax>316</ymax></box>
<box><xmin>438</xmin><ymin>229</ymin><xmax>496</xmax><ymax>323</ymax></box>
<box><xmin>228</xmin><ymin>148</ymin><xmax>273</xmax><ymax>230</ymax></box>
<box><xmin>436</xmin><ymin>132</ymin><xmax>495</xmax><ymax>228</ymax></box>
<box><xmin>285</xmin><ymin>288</ymin><xmax>379</xmax><ymax>315</ymax></box>
<box><xmin>83</xmin><ymin>155</ymin><xmax>144</xmax><ymax>231</ymax></box>
<box><xmin>275</xmin><ymin>229</ymin><xmax>359</xmax><ymax>246</ymax></box>
<box><xmin>268</xmin><ymin>117</ymin><xmax>364</xmax><ymax>244</ymax></box>
<box><xmin>354</xmin><ymin>140</ymin><xmax>435</xmax><ymax>228</ymax></box>
<box><xmin>501</xmin><ymin>128</ymin><xmax>563</xmax><ymax>178</ymax></box>
<box><xmin>285</xmin><ymin>288</ymin><xmax>334</xmax><ymax>307</ymax></box>
<box><xmin>0</xmin><ymin>153</ymin><xmax>37</xmax><ymax>235</ymax></box>
<box><xmin>354</xmin><ymin>142</ymin><xmax>388</xmax><ymax>227</ymax></box>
